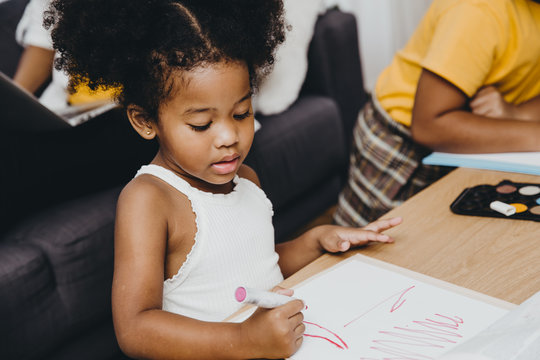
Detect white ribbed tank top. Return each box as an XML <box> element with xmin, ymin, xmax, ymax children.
<box><xmin>135</xmin><ymin>164</ymin><xmax>284</xmax><ymax>321</ymax></box>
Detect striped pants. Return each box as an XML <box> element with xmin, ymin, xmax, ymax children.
<box><xmin>334</xmin><ymin>96</ymin><xmax>453</xmax><ymax>227</ymax></box>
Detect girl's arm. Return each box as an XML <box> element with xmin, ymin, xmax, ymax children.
<box><xmin>112</xmin><ymin>177</ymin><xmax>304</xmax><ymax>360</ymax></box>
<box><xmin>276</xmin><ymin>218</ymin><xmax>402</xmax><ymax>278</ymax></box>
<box><xmin>410</xmin><ymin>69</ymin><xmax>540</xmax><ymax>153</ymax></box>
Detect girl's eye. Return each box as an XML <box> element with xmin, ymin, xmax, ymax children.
<box><xmin>233</xmin><ymin>110</ymin><xmax>252</xmax><ymax>120</ymax></box>
<box><xmin>189</xmin><ymin>122</ymin><xmax>211</xmax><ymax>132</ymax></box>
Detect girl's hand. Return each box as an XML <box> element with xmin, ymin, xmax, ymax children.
<box><xmin>241</xmin><ymin>288</ymin><xmax>305</xmax><ymax>359</ymax></box>
<box><xmin>318</xmin><ymin>217</ymin><xmax>402</xmax><ymax>253</ymax></box>
<box><xmin>470</xmin><ymin>86</ymin><xmax>518</xmax><ymax>120</ymax></box>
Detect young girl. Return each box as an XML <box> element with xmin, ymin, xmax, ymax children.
<box><xmin>47</xmin><ymin>0</ymin><xmax>401</xmax><ymax>358</ymax></box>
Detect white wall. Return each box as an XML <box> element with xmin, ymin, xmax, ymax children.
<box><xmin>324</xmin><ymin>0</ymin><xmax>432</xmax><ymax>91</ymax></box>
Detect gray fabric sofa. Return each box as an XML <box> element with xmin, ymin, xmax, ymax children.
<box><xmin>0</xmin><ymin>3</ymin><xmax>367</xmax><ymax>359</ymax></box>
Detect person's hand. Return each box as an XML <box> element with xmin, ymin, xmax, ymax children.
<box><xmin>469</xmin><ymin>86</ymin><xmax>518</xmax><ymax>119</ymax></box>
<box><xmin>317</xmin><ymin>217</ymin><xmax>402</xmax><ymax>253</ymax></box>
<box><xmin>241</xmin><ymin>288</ymin><xmax>305</xmax><ymax>359</ymax></box>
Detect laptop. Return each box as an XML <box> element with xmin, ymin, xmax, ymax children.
<box><xmin>1</xmin><ymin>71</ymin><xmax>116</xmax><ymax>132</ymax></box>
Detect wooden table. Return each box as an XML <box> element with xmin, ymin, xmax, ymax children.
<box><xmin>280</xmin><ymin>168</ymin><xmax>540</xmax><ymax>305</ymax></box>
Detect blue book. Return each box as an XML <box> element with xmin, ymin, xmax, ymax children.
<box><xmin>422</xmin><ymin>152</ymin><xmax>540</xmax><ymax>176</ymax></box>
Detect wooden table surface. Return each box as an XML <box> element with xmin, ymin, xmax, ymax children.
<box><xmin>279</xmin><ymin>168</ymin><xmax>540</xmax><ymax>305</ymax></box>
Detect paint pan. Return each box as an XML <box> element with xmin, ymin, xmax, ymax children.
<box><xmin>450</xmin><ymin>180</ymin><xmax>540</xmax><ymax>222</ymax></box>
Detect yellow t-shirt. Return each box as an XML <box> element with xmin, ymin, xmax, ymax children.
<box><xmin>375</xmin><ymin>0</ymin><xmax>540</xmax><ymax>127</ymax></box>
<box><xmin>68</xmin><ymin>83</ymin><xmax>117</xmax><ymax>106</ymax></box>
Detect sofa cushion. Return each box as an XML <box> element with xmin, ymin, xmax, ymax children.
<box><xmin>246</xmin><ymin>95</ymin><xmax>345</xmax><ymax>211</ymax></box>
<box><xmin>0</xmin><ymin>186</ymin><xmax>121</xmax><ymax>360</ymax></box>
<box><xmin>0</xmin><ymin>243</ymin><xmax>68</xmax><ymax>359</ymax></box>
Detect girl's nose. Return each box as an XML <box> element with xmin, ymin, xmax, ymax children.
<box><xmin>215</xmin><ymin>119</ymin><xmax>239</xmax><ymax>148</ymax></box>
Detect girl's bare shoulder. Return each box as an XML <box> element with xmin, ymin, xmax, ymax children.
<box><xmin>116</xmin><ymin>174</ymin><xmax>194</xmax><ymax>231</ymax></box>
<box><xmin>237</xmin><ymin>164</ymin><xmax>261</xmax><ymax>187</ymax></box>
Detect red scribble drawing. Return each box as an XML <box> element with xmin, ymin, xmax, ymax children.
<box><xmin>344</xmin><ymin>286</ymin><xmax>416</xmax><ymax>328</ymax></box>
<box><xmin>390</xmin><ymin>286</ymin><xmax>415</xmax><ymax>313</ymax></box>
<box><xmin>359</xmin><ymin>314</ymin><xmax>464</xmax><ymax>360</ymax></box>
<box><xmin>303</xmin><ymin>321</ymin><xmax>349</xmax><ymax>350</ymax></box>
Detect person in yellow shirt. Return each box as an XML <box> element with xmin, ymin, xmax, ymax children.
<box><xmin>334</xmin><ymin>0</ymin><xmax>540</xmax><ymax>227</ymax></box>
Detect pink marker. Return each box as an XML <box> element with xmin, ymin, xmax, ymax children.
<box><xmin>235</xmin><ymin>286</ymin><xmax>299</xmax><ymax>308</ymax></box>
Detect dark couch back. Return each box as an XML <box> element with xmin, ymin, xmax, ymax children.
<box><xmin>301</xmin><ymin>8</ymin><xmax>368</xmax><ymax>149</ymax></box>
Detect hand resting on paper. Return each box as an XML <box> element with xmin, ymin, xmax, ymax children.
<box><xmin>240</xmin><ymin>286</ymin><xmax>305</xmax><ymax>359</ymax></box>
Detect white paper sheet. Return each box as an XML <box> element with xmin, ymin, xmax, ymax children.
<box><xmin>284</xmin><ymin>256</ymin><xmax>510</xmax><ymax>359</ymax></box>
<box><xmin>232</xmin><ymin>255</ymin><xmax>515</xmax><ymax>360</ymax></box>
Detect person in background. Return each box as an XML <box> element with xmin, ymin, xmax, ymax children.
<box><xmin>14</xmin><ymin>0</ymin><xmax>114</xmax><ymax>121</ymax></box>
<box><xmin>334</xmin><ymin>0</ymin><xmax>540</xmax><ymax>227</ymax></box>
<box><xmin>13</xmin><ymin>0</ymin><xmax>56</xmax><ymax>97</ymax></box>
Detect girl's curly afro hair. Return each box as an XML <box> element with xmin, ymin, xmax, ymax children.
<box><xmin>45</xmin><ymin>0</ymin><xmax>286</xmax><ymax>121</ymax></box>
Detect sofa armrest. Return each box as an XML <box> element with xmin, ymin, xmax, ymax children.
<box><xmin>301</xmin><ymin>8</ymin><xmax>368</xmax><ymax>148</ymax></box>
<box><xmin>0</xmin><ymin>187</ymin><xmax>121</xmax><ymax>359</ymax></box>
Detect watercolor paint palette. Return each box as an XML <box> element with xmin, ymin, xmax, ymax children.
<box><xmin>450</xmin><ymin>180</ymin><xmax>540</xmax><ymax>221</ymax></box>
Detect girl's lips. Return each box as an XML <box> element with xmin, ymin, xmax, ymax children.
<box><xmin>211</xmin><ymin>157</ymin><xmax>239</xmax><ymax>174</ymax></box>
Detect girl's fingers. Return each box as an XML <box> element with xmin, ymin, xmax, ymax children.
<box><xmin>336</xmin><ymin>218</ymin><xmax>401</xmax><ymax>248</ymax></box>
<box><xmin>363</xmin><ymin>217</ymin><xmax>402</xmax><ymax>232</ymax></box>
<box><xmin>289</xmin><ymin>311</ymin><xmax>304</xmax><ymax>326</ymax></box>
<box><xmin>281</xmin><ymin>299</ymin><xmax>305</xmax><ymax>317</ymax></box>
<box><xmin>295</xmin><ymin>335</ymin><xmax>304</xmax><ymax>348</ymax></box>
<box><xmin>272</xmin><ymin>286</ymin><xmax>294</xmax><ymax>297</ymax></box>
<box><xmin>356</xmin><ymin>231</ymin><xmax>392</xmax><ymax>243</ymax></box>
<box><xmin>323</xmin><ymin>218</ymin><xmax>401</xmax><ymax>253</ymax></box>
<box><xmin>338</xmin><ymin>230</ymin><xmax>394</xmax><ymax>251</ymax></box>
<box><xmin>294</xmin><ymin>321</ymin><xmax>306</xmax><ymax>335</ymax></box>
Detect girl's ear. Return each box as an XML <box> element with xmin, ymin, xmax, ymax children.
<box><xmin>126</xmin><ymin>104</ymin><xmax>156</xmax><ymax>140</ymax></box>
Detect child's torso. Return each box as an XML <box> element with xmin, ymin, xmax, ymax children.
<box><xmin>134</xmin><ymin>164</ymin><xmax>284</xmax><ymax>321</ymax></box>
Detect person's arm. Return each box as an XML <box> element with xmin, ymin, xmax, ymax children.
<box><xmin>514</xmin><ymin>94</ymin><xmax>540</xmax><ymax>121</ymax></box>
<box><xmin>276</xmin><ymin>218</ymin><xmax>402</xmax><ymax>278</ymax></box>
<box><xmin>112</xmin><ymin>177</ymin><xmax>304</xmax><ymax>360</ymax></box>
<box><xmin>411</xmin><ymin>69</ymin><xmax>540</xmax><ymax>153</ymax></box>
<box><xmin>13</xmin><ymin>45</ymin><xmax>54</xmax><ymax>93</ymax></box>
